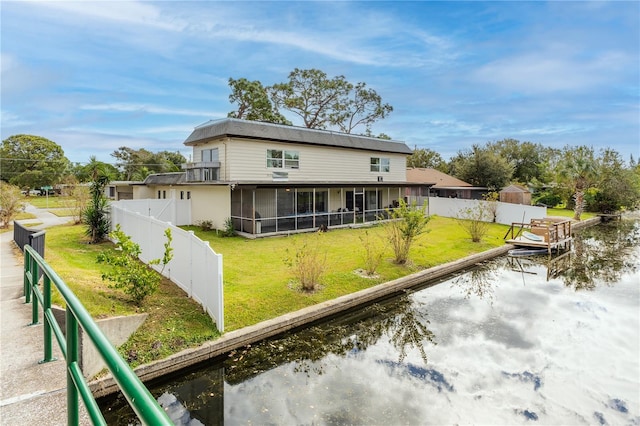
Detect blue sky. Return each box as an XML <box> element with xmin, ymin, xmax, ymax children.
<box><xmin>1</xmin><ymin>1</ymin><xmax>639</xmax><ymax>165</ymax></box>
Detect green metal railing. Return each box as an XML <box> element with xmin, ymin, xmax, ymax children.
<box><xmin>23</xmin><ymin>244</ymin><xmax>173</xmax><ymax>425</ymax></box>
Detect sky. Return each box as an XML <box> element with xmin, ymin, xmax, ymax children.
<box><xmin>1</xmin><ymin>1</ymin><xmax>639</xmax><ymax>166</ymax></box>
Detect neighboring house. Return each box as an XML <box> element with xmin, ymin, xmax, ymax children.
<box><xmin>105</xmin><ymin>181</ymin><xmax>141</xmax><ymax>200</ymax></box>
<box><xmin>406</xmin><ymin>168</ymin><xmax>487</xmax><ymax>201</ymax></box>
<box><xmin>134</xmin><ymin>118</ymin><xmax>428</xmax><ymax>236</ymax></box>
<box><xmin>499</xmin><ymin>184</ymin><xmax>532</xmax><ymax>205</ymax></box>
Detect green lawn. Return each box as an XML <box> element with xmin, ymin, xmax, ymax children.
<box><xmin>184</xmin><ymin>215</ymin><xmax>510</xmax><ymax>331</ymax></box>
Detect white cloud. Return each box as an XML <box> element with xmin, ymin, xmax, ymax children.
<box><xmin>80</xmin><ymin>103</ymin><xmax>219</xmax><ymax>118</ymax></box>
<box><xmin>28</xmin><ymin>0</ymin><xmax>187</xmax><ymax>31</ymax></box>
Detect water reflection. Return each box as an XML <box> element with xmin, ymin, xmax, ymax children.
<box><xmin>100</xmin><ymin>218</ymin><xmax>640</xmax><ymax>425</ymax></box>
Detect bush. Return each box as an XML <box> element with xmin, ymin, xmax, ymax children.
<box><xmin>456</xmin><ymin>203</ymin><xmax>491</xmax><ymax>243</ymax></box>
<box><xmin>0</xmin><ymin>182</ymin><xmax>24</xmax><ymax>228</ymax></box>
<box><xmin>284</xmin><ymin>233</ymin><xmax>327</xmax><ymax>292</ymax></box>
<box><xmin>221</xmin><ymin>217</ymin><xmax>235</xmax><ymax>237</ymax></box>
<box><xmin>384</xmin><ymin>200</ymin><xmax>430</xmax><ymax>264</ymax></box>
<box><xmin>359</xmin><ymin>230</ymin><xmax>385</xmax><ymax>276</ymax></box>
<box><xmin>196</xmin><ymin>220</ymin><xmax>214</xmax><ymax>231</ymax></box>
<box><xmin>97</xmin><ymin>225</ymin><xmax>173</xmax><ymax>305</ymax></box>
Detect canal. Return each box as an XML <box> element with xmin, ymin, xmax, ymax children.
<box><xmin>101</xmin><ymin>218</ymin><xmax>640</xmax><ymax>425</ymax></box>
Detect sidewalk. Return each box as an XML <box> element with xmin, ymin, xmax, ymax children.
<box><xmin>0</xmin><ymin>206</ymin><xmax>89</xmax><ymax>425</ymax></box>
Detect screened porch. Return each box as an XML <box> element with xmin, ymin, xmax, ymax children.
<box><xmin>231</xmin><ymin>185</ymin><xmax>408</xmax><ymax>235</ymax></box>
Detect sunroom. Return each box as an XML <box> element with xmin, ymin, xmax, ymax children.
<box><xmin>231</xmin><ymin>182</ymin><xmax>428</xmax><ymax>236</ymax></box>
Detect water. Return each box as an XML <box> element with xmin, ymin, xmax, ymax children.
<box><xmin>101</xmin><ymin>219</ymin><xmax>640</xmax><ymax>425</ymax></box>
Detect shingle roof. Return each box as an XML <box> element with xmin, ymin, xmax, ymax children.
<box><xmin>183</xmin><ymin>118</ymin><xmax>413</xmax><ymax>155</ymax></box>
<box><xmin>406</xmin><ymin>168</ymin><xmax>471</xmax><ymax>188</ymax></box>
<box><xmin>142</xmin><ymin>172</ymin><xmax>186</xmax><ymax>185</ymax></box>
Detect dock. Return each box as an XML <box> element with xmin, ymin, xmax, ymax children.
<box><xmin>504</xmin><ymin>217</ymin><xmax>572</xmax><ymax>254</ymax></box>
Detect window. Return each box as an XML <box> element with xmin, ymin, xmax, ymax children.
<box><xmin>267</xmin><ymin>149</ymin><xmax>299</xmax><ymax>169</ymax></box>
<box><xmin>370</xmin><ymin>157</ymin><xmax>390</xmax><ymax>172</ymax></box>
<box><xmin>180</xmin><ymin>191</ymin><xmax>184</xmax><ymax>200</ymax></box>
<box><xmin>187</xmin><ymin>191</ymin><xmax>191</xmax><ymax>200</ymax></box>
<box><xmin>157</xmin><ymin>190</ymin><xmax>161</xmax><ymax>199</ymax></box>
<box><xmin>201</xmin><ymin>148</ymin><xmax>218</xmax><ymax>162</ymax></box>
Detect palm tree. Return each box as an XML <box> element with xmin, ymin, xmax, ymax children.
<box><xmin>557</xmin><ymin>146</ymin><xmax>597</xmax><ymax>220</ymax></box>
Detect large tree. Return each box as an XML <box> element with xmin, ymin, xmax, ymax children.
<box><xmin>227</xmin><ymin>77</ymin><xmax>291</xmax><ymax>125</ymax></box>
<box><xmin>267</xmin><ymin>68</ymin><xmax>392</xmax><ymax>133</ymax></box>
<box><xmin>270</xmin><ymin>68</ymin><xmax>352</xmax><ymax>130</ymax></box>
<box><xmin>588</xmin><ymin>148</ymin><xmax>640</xmax><ymax>213</ymax></box>
<box><xmin>330</xmin><ymin>82</ymin><xmax>393</xmax><ymax>134</ymax></box>
<box><xmin>449</xmin><ymin>144</ymin><xmax>513</xmax><ymax>190</ymax></box>
<box><xmin>488</xmin><ymin>139</ymin><xmax>549</xmax><ymax>184</ymax></box>
<box><xmin>406</xmin><ymin>148</ymin><xmax>447</xmax><ymax>171</ymax></box>
<box><xmin>71</xmin><ymin>156</ymin><xmax>120</xmax><ymax>183</ymax></box>
<box><xmin>0</xmin><ymin>134</ymin><xmax>69</xmax><ymax>192</ymax></box>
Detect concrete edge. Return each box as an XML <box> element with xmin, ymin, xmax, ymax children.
<box><xmin>90</xmin><ymin>215</ymin><xmax>603</xmax><ymax>398</ymax></box>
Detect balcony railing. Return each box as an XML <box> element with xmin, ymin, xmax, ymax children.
<box><xmin>183</xmin><ymin>161</ymin><xmax>220</xmax><ymax>182</ymax></box>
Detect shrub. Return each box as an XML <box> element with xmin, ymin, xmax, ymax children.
<box><xmin>384</xmin><ymin>200</ymin><xmax>430</xmax><ymax>264</ymax></box>
<box><xmin>84</xmin><ymin>175</ymin><xmax>110</xmax><ymax>243</ymax></box>
<box><xmin>221</xmin><ymin>217</ymin><xmax>235</xmax><ymax>237</ymax></box>
<box><xmin>456</xmin><ymin>202</ymin><xmax>491</xmax><ymax>242</ymax></box>
<box><xmin>359</xmin><ymin>230</ymin><xmax>385</xmax><ymax>276</ymax></box>
<box><xmin>0</xmin><ymin>181</ymin><xmax>24</xmax><ymax>228</ymax></box>
<box><xmin>196</xmin><ymin>220</ymin><xmax>214</xmax><ymax>231</ymax></box>
<box><xmin>97</xmin><ymin>225</ymin><xmax>173</xmax><ymax>305</ymax></box>
<box><xmin>284</xmin><ymin>234</ymin><xmax>327</xmax><ymax>291</ymax></box>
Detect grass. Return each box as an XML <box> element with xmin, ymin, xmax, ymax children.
<box><xmin>184</xmin><ymin>215</ymin><xmax>510</xmax><ymax>331</ymax></box>
<box><xmin>22</xmin><ymin>195</ymin><xmax>71</xmax><ymax>209</ymax></box>
<box><xmin>547</xmin><ymin>207</ymin><xmax>596</xmax><ymax>220</ymax></box>
<box><xmin>43</xmin><ymin>225</ymin><xmax>219</xmax><ymax>367</ymax></box>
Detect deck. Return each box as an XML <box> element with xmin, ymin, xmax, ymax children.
<box><xmin>505</xmin><ymin>218</ymin><xmax>572</xmax><ymax>254</ymax></box>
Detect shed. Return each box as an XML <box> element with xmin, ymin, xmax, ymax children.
<box><xmin>500</xmin><ymin>184</ymin><xmax>531</xmax><ymax>205</ymax></box>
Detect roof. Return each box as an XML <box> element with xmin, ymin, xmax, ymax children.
<box><xmin>406</xmin><ymin>168</ymin><xmax>471</xmax><ymax>188</ymax></box>
<box><xmin>183</xmin><ymin>118</ymin><xmax>413</xmax><ymax>155</ymax></box>
<box><xmin>142</xmin><ymin>172</ymin><xmax>186</xmax><ymax>185</ymax></box>
<box><xmin>500</xmin><ymin>184</ymin><xmax>530</xmax><ymax>193</ymax></box>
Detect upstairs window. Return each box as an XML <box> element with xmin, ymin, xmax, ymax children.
<box><xmin>201</xmin><ymin>148</ymin><xmax>219</xmax><ymax>162</ymax></box>
<box><xmin>267</xmin><ymin>149</ymin><xmax>299</xmax><ymax>169</ymax></box>
<box><xmin>370</xmin><ymin>157</ymin><xmax>390</xmax><ymax>172</ymax></box>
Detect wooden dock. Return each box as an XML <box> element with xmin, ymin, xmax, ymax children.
<box><xmin>505</xmin><ymin>218</ymin><xmax>572</xmax><ymax>254</ymax></box>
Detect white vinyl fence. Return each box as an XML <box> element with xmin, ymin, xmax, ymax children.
<box><xmin>427</xmin><ymin>197</ymin><xmax>547</xmax><ymax>225</ymax></box>
<box><xmin>111</xmin><ymin>199</ymin><xmax>191</xmax><ymax>226</ymax></box>
<box><xmin>110</xmin><ymin>203</ymin><xmax>224</xmax><ymax>331</ymax></box>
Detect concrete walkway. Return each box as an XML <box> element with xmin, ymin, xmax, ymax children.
<box><xmin>0</xmin><ymin>205</ymin><xmax>89</xmax><ymax>425</ymax></box>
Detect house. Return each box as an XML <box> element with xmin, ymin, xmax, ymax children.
<box><xmin>406</xmin><ymin>168</ymin><xmax>487</xmax><ymax>201</ymax></box>
<box><xmin>134</xmin><ymin>118</ymin><xmax>429</xmax><ymax>236</ymax></box>
<box><xmin>499</xmin><ymin>184</ymin><xmax>531</xmax><ymax>205</ymax></box>
<box><xmin>105</xmin><ymin>181</ymin><xmax>141</xmax><ymax>200</ymax></box>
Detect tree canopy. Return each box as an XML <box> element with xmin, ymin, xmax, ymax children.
<box><xmin>406</xmin><ymin>148</ymin><xmax>447</xmax><ymax>171</ymax></box>
<box><xmin>0</xmin><ymin>134</ymin><xmax>69</xmax><ymax>191</ymax></box>
<box><xmin>227</xmin><ymin>77</ymin><xmax>291</xmax><ymax>125</ymax></box>
<box><xmin>449</xmin><ymin>144</ymin><xmax>513</xmax><ymax>190</ymax></box>
<box><xmin>228</xmin><ymin>68</ymin><xmax>393</xmax><ymax>135</ymax></box>
<box><xmin>111</xmin><ymin>147</ymin><xmax>186</xmax><ymax>181</ymax></box>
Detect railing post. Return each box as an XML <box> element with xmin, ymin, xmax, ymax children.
<box><xmin>24</xmin><ymin>249</ymin><xmax>31</xmax><ymax>303</ymax></box>
<box><xmin>29</xmin><ymin>260</ymin><xmax>39</xmax><ymax>325</ymax></box>
<box><xmin>66</xmin><ymin>307</ymin><xmax>80</xmax><ymax>426</ymax></box>
<box><xmin>40</xmin><ymin>275</ymin><xmax>55</xmax><ymax>363</ymax></box>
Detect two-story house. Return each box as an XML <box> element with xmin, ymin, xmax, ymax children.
<box><xmin>135</xmin><ymin>118</ymin><xmax>429</xmax><ymax>236</ymax></box>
